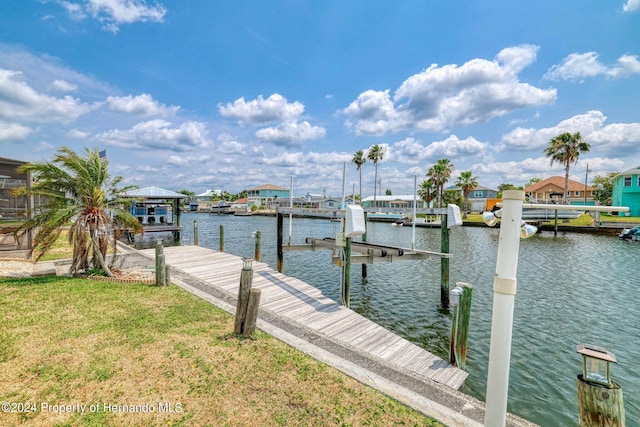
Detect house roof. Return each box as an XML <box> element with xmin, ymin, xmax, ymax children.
<box><xmin>248</xmin><ymin>184</ymin><xmax>289</xmax><ymax>191</ymax></box>
<box><xmin>614</xmin><ymin>166</ymin><xmax>640</xmax><ymax>178</ymax></box>
<box><xmin>524</xmin><ymin>176</ymin><xmax>592</xmax><ymax>193</ymax></box>
<box><xmin>123</xmin><ymin>186</ymin><xmax>186</xmax><ymax>199</ymax></box>
<box><xmin>447</xmin><ymin>184</ymin><xmax>497</xmax><ymax>192</ymax></box>
<box><xmin>362</xmin><ymin>194</ymin><xmax>418</xmax><ymax>202</ymax></box>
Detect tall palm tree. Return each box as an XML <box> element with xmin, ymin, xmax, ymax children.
<box><xmin>12</xmin><ymin>147</ymin><xmax>142</xmax><ymax>276</ymax></box>
<box><xmin>544</xmin><ymin>132</ymin><xmax>591</xmax><ymax>203</ymax></box>
<box><xmin>455</xmin><ymin>170</ymin><xmax>479</xmax><ymax>218</ymax></box>
<box><xmin>367</xmin><ymin>144</ymin><xmax>384</xmax><ymax>208</ymax></box>
<box><xmin>427</xmin><ymin>158</ymin><xmax>454</xmax><ymax>207</ymax></box>
<box><xmin>417</xmin><ymin>179</ymin><xmax>435</xmax><ymax>207</ymax></box>
<box><xmin>351</xmin><ymin>150</ymin><xmax>366</xmax><ymax>205</ymax></box>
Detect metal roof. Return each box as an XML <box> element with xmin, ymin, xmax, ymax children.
<box><xmin>123</xmin><ymin>186</ymin><xmax>186</xmax><ymax>199</ymax></box>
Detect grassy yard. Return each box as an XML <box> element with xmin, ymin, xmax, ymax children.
<box><xmin>0</xmin><ymin>276</ymin><xmax>443</xmax><ymax>427</ymax></box>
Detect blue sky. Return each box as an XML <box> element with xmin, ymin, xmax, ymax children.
<box><xmin>1</xmin><ymin>1</ymin><xmax>639</xmax><ymax>197</ymax></box>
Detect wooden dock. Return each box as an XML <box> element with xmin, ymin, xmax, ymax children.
<box><xmin>142</xmin><ymin>245</ymin><xmax>468</xmax><ymax>390</ymax></box>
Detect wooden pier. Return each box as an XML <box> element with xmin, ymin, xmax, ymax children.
<box><xmin>140</xmin><ymin>245</ymin><xmax>468</xmax><ymax>390</ymax></box>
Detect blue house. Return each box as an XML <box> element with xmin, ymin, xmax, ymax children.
<box><xmin>612</xmin><ymin>166</ymin><xmax>640</xmax><ymax>216</ymax></box>
<box><xmin>247</xmin><ymin>184</ymin><xmax>290</xmax><ymax>209</ymax></box>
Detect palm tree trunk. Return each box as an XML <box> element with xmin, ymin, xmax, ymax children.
<box><xmin>359</xmin><ymin>169</ymin><xmax>362</xmax><ymax>206</ymax></box>
<box><xmin>564</xmin><ymin>165</ymin><xmax>570</xmax><ymax>204</ymax></box>
<box><xmin>90</xmin><ymin>229</ymin><xmax>113</xmax><ymax>277</ymax></box>
<box><xmin>373</xmin><ymin>166</ymin><xmax>378</xmax><ymax>208</ymax></box>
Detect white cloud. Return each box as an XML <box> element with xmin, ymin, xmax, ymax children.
<box><xmin>106</xmin><ymin>93</ymin><xmax>179</xmax><ymax>116</ymax></box>
<box><xmin>499</xmin><ymin>111</ymin><xmax>608</xmax><ymax>151</ymax></box>
<box><xmin>95</xmin><ymin>119</ymin><xmax>212</xmax><ymax>151</ymax></box>
<box><xmin>623</xmin><ymin>0</ymin><xmax>640</xmax><ymax>12</ymax></box>
<box><xmin>66</xmin><ymin>128</ymin><xmax>90</xmax><ymax>138</ymax></box>
<box><xmin>50</xmin><ymin>79</ymin><xmax>78</xmax><ymax>92</ymax></box>
<box><xmin>0</xmin><ymin>121</ymin><xmax>32</xmax><ymax>141</ymax></box>
<box><xmin>390</xmin><ymin>135</ymin><xmax>489</xmax><ymax>164</ymax></box>
<box><xmin>255</xmin><ymin>120</ymin><xmax>326</xmax><ymax>146</ymax></box>
<box><xmin>60</xmin><ymin>0</ymin><xmax>167</xmax><ymax>33</ymax></box>
<box><xmin>545</xmin><ymin>52</ymin><xmax>640</xmax><ymax>81</ymax></box>
<box><xmin>219</xmin><ymin>93</ymin><xmax>304</xmax><ymax>125</ymax></box>
<box><xmin>344</xmin><ymin>45</ymin><xmax>556</xmax><ymax>135</ymax></box>
<box><xmin>0</xmin><ymin>68</ymin><xmax>95</xmax><ymax>123</ymax></box>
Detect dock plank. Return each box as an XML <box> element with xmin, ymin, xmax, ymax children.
<box><xmin>149</xmin><ymin>245</ymin><xmax>468</xmax><ymax>390</ymax></box>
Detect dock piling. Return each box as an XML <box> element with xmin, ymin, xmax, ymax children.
<box><xmin>155</xmin><ymin>239</ymin><xmax>167</xmax><ymax>286</ymax></box>
<box><xmin>193</xmin><ymin>220</ymin><xmax>199</xmax><ymax>246</ymax></box>
<box><xmin>243</xmin><ymin>289</ymin><xmax>262</xmax><ymax>338</ymax></box>
<box><xmin>234</xmin><ymin>258</ymin><xmax>254</xmax><ymax>335</ymax></box>
<box><xmin>254</xmin><ymin>230</ymin><xmax>261</xmax><ymax>262</ymax></box>
<box><xmin>440</xmin><ymin>215</ymin><xmax>450</xmax><ymax>308</ymax></box>
<box><xmin>449</xmin><ymin>282</ymin><xmax>473</xmax><ymax>369</ymax></box>
<box><xmin>219</xmin><ymin>224</ymin><xmax>224</xmax><ymax>252</ymax></box>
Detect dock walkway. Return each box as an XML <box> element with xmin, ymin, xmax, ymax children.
<box><xmin>138</xmin><ymin>245</ymin><xmax>536</xmax><ymax>427</ymax></box>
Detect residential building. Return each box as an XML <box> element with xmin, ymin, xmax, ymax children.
<box><xmin>448</xmin><ymin>184</ymin><xmax>498</xmax><ymax>212</ymax></box>
<box><xmin>247</xmin><ymin>184</ymin><xmax>290</xmax><ymax>208</ymax></box>
<box><xmin>612</xmin><ymin>166</ymin><xmax>640</xmax><ymax>216</ymax></box>
<box><xmin>524</xmin><ymin>176</ymin><xmax>594</xmax><ymax>205</ymax></box>
<box><xmin>361</xmin><ymin>195</ymin><xmax>426</xmax><ymax>209</ymax></box>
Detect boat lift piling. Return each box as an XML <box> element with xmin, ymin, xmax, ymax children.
<box><xmin>276</xmin><ymin>205</ymin><xmax>461</xmax><ymax>308</ymax></box>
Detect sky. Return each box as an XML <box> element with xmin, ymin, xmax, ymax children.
<box><xmin>1</xmin><ymin>1</ymin><xmax>639</xmax><ymax>197</ymax></box>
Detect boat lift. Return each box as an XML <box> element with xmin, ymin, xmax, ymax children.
<box><xmin>276</xmin><ymin>204</ymin><xmax>462</xmax><ymax>307</ymax></box>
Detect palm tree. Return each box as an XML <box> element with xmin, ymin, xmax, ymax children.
<box><xmin>427</xmin><ymin>158</ymin><xmax>454</xmax><ymax>207</ymax></box>
<box><xmin>417</xmin><ymin>179</ymin><xmax>435</xmax><ymax>207</ymax></box>
<box><xmin>455</xmin><ymin>170</ymin><xmax>479</xmax><ymax>218</ymax></box>
<box><xmin>351</xmin><ymin>150</ymin><xmax>366</xmax><ymax>205</ymax></box>
<box><xmin>367</xmin><ymin>144</ymin><xmax>384</xmax><ymax>208</ymax></box>
<box><xmin>544</xmin><ymin>132</ymin><xmax>590</xmax><ymax>204</ymax></box>
<box><xmin>12</xmin><ymin>147</ymin><xmax>142</xmax><ymax>276</ymax></box>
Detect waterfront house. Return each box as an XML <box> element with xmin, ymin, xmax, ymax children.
<box><xmin>612</xmin><ymin>166</ymin><xmax>640</xmax><ymax>216</ymax></box>
<box><xmin>361</xmin><ymin>195</ymin><xmax>426</xmax><ymax>209</ymax></box>
<box><xmin>447</xmin><ymin>184</ymin><xmax>498</xmax><ymax>212</ymax></box>
<box><xmin>0</xmin><ymin>157</ymin><xmax>33</xmax><ymax>251</ymax></box>
<box><xmin>524</xmin><ymin>176</ymin><xmax>594</xmax><ymax>205</ymax></box>
<box><xmin>247</xmin><ymin>184</ymin><xmax>290</xmax><ymax>209</ymax></box>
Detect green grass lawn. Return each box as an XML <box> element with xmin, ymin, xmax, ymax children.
<box><xmin>0</xmin><ymin>276</ymin><xmax>443</xmax><ymax>427</ymax></box>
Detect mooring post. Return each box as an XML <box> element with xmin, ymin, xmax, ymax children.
<box><xmin>193</xmin><ymin>220</ymin><xmax>199</xmax><ymax>246</ymax></box>
<box><xmin>234</xmin><ymin>258</ymin><xmax>254</xmax><ymax>335</ymax></box>
<box><xmin>440</xmin><ymin>214</ymin><xmax>450</xmax><ymax>308</ymax></box>
<box><xmin>449</xmin><ymin>282</ymin><xmax>473</xmax><ymax>369</ymax></box>
<box><xmin>254</xmin><ymin>230</ymin><xmax>261</xmax><ymax>262</ymax></box>
<box><xmin>155</xmin><ymin>239</ymin><xmax>166</xmax><ymax>286</ymax></box>
<box><xmin>165</xmin><ymin>264</ymin><xmax>171</xmax><ymax>286</ymax></box>
<box><xmin>243</xmin><ymin>288</ymin><xmax>262</xmax><ymax>338</ymax></box>
<box><xmin>361</xmin><ymin>211</ymin><xmax>368</xmax><ymax>283</ymax></box>
<box><xmin>343</xmin><ymin>236</ymin><xmax>352</xmax><ymax>307</ymax></box>
<box><xmin>219</xmin><ymin>224</ymin><xmax>224</xmax><ymax>252</ymax></box>
<box><xmin>277</xmin><ymin>212</ymin><xmax>284</xmax><ymax>273</ymax></box>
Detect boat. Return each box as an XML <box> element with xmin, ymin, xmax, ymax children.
<box><xmin>619</xmin><ymin>226</ymin><xmax>640</xmax><ymax>240</ymax></box>
<box><xmin>366</xmin><ymin>212</ymin><xmax>409</xmax><ymax>223</ymax></box>
<box><xmin>521</xmin><ymin>208</ymin><xmax>582</xmax><ymax>221</ymax></box>
<box><xmin>210</xmin><ymin>201</ymin><xmax>232</xmax><ymax>214</ymax></box>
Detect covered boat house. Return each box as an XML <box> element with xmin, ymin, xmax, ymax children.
<box><xmin>122</xmin><ymin>186</ymin><xmax>186</xmax><ymax>241</ymax></box>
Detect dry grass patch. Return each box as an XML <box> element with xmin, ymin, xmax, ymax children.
<box><xmin>0</xmin><ymin>277</ymin><xmax>443</xmax><ymax>427</ymax></box>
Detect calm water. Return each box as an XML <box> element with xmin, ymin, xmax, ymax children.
<box><xmin>152</xmin><ymin>212</ymin><xmax>640</xmax><ymax>426</ymax></box>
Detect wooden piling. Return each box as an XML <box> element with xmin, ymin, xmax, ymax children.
<box><xmin>440</xmin><ymin>215</ymin><xmax>450</xmax><ymax>308</ymax></box>
<box><xmin>254</xmin><ymin>230</ymin><xmax>261</xmax><ymax>262</ymax></box>
<box><xmin>155</xmin><ymin>241</ymin><xmax>166</xmax><ymax>286</ymax></box>
<box><xmin>277</xmin><ymin>212</ymin><xmax>284</xmax><ymax>273</ymax></box>
<box><xmin>361</xmin><ymin>212</ymin><xmax>368</xmax><ymax>283</ymax></box>
<box><xmin>194</xmin><ymin>220</ymin><xmax>199</xmax><ymax>246</ymax></box>
<box><xmin>242</xmin><ymin>289</ymin><xmax>262</xmax><ymax>338</ymax></box>
<box><xmin>219</xmin><ymin>224</ymin><xmax>225</xmax><ymax>252</ymax></box>
<box><xmin>234</xmin><ymin>265</ymin><xmax>254</xmax><ymax>335</ymax></box>
<box><xmin>449</xmin><ymin>282</ymin><xmax>473</xmax><ymax>369</ymax></box>
<box><xmin>577</xmin><ymin>376</ymin><xmax>625</xmax><ymax>426</ymax></box>
<box><xmin>343</xmin><ymin>236</ymin><xmax>352</xmax><ymax>307</ymax></box>
<box><xmin>165</xmin><ymin>264</ymin><xmax>171</xmax><ymax>286</ymax></box>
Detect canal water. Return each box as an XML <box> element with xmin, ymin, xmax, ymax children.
<box><xmin>155</xmin><ymin>212</ymin><xmax>639</xmax><ymax>426</ymax></box>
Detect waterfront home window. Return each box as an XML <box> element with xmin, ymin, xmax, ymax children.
<box><xmin>638</xmin><ymin>176</ymin><xmax>640</xmax><ymax>187</ymax></box>
<box><xmin>473</xmin><ymin>190</ymin><xmax>483</xmax><ymax>198</ymax></box>
<box><xmin>624</xmin><ymin>177</ymin><xmax>632</xmax><ymax>187</ymax></box>
<box><xmin>575</xmin><ymin>191</ymin><xmax>580</xmax><ymax>196</ymax></box>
